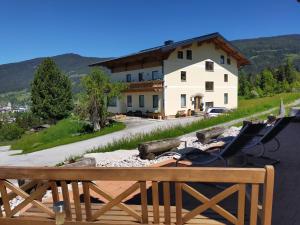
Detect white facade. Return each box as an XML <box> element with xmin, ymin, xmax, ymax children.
<box><xmin>163</xmin><ymin>42</ymin><xmax>238</xmax><ymax>116</ymax></box>
<box><xmin>103</xmin><ymin>38</ymin><xmax>241</xmax><ymax>118</ymax></box>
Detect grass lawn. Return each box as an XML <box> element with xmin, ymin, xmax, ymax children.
<box><xmin>85</xmin><ymin>93</ymin><xmax>300</xmax><ymax>156</ymax></box>
<box><xmin>0</xmin><ymin>140</ymin><xmax>15</xmax><ymax>147</ymax></box>
<box><xmin>11</xmin><ymin>118</ymin><xmax>125</xmax><ymax>154</ymax></box>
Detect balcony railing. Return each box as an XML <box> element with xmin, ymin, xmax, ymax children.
<box><xmin>124</xmin><ymin>80</ymin><xmax>164</xmax><ymax>93</ymax></box>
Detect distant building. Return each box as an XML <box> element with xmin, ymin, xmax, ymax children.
<box><xmin>90</xmin><ymin>32</ymin><xmax>249</xmax><ymax>118</ymax></box>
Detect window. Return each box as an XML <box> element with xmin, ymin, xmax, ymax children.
<box><xmin>139</xmin><ymin>95</ymin><xmax>144</xmax><ymax>108</ymax></box>
<box><xmin>220</xmin><ymin>55</ymin><xmax>225</xmax><ymax>64</ymax></box>
<box><xmin>152</xmin><ymin>71</ymin><xmax>160</xmax><ymax>80</ymax></box>
<box><xmin>127</xmin><ymin>95</ymin><xmax>132</xmax><ymax>107</ymax></box>
<box><xmin>138</xmin><ymin>73</ymin><xmax>143</xmax><ymax>81</ymax></box>
<box><xmin>205</xmin><ymin>82</ymin><xmax>214</xmax><ymax>91</ymax></box>
<box><xmin>224</xmin><ymin>74</ymin><xmax>228</xmax><ymax>82</ymax></box>
<box><xmin>108</xmin><ymin>96</ymin><xmax>117</xmax><ymax>107</ymax></box>
<box><xmin>205</xmin><ymin>102</ymin><xmax>214</xmax><ymax>108</ymax></box>
<box><xmin>205</xmin><ymin>61</ymin><xmax>214</xmax><ymax>71</ymax></box>
<box><xmin>181</xmin><ymin>94</ymin><xmax>186</xmax><ymax>108</ymax></box>
<box><xmin>177</xmin><ymin>51</ymin><xmax>183</xmax><ymax>59</ymax></box>
<box><xmin>181</xmin><ymin>71</ymin><xmax>186</xmax><ymax>82</ymax></box>
<box><xmin>227</xmin><ymin>57</ymin><xmax>231</xmax><ymax>65</ymax></box>
<box><xmin>186</xmin><ymin>50</ymin><xmax>192</xmax><ymax>60</ymax></box>
<box><xmin>126</xmin><ymin>74</ymin><xmax>131</xmax><ymax>82</ymax></box>
<box><xmin>224</xmin><ymin>93</ymin><xmax>228</xmax><ymax>104</ymax></box>
<box><xmin>153</xmin><ymin>95</ymin><xmax>159</xmax><ymax>108</ymax></box>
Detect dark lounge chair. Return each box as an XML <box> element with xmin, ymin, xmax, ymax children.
<box><xmin>241</xmin><ymin>117</ymin><xmax>294</xmax><ymax>163</ymax></box>
<box><xmin>176</xmin><ymin>117</ymin><xmax>295</xmax><ymax>166</ymax></box>
<box><xmin>175</xmin><ymin>123</ymin><xmax>264</xmax><ymax>166</ymax></box>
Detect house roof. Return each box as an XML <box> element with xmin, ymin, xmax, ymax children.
<box><xmin>89</xmin><ymin>32</ymin><xmax>250</xmax><ymax>69</ymax></box>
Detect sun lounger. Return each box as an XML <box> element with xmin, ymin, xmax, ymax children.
<box><xmin>176</xmin><ymin>117</ymin><xmax>295</xmax><ymax>166</ymax></box>
<box><xmin>241</xmin><ymin>117</ymin><xmax>294</xmax><ymax>164</ymax></box>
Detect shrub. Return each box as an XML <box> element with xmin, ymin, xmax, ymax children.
<box><xmin>0</xmin><ymin>123</ymin><xmax>24</xmax><ymax>141</ymax></box>
<box><xmin>15</xmin><ymin>112</ymin><xmax>42</xmax><ymax>130</ymax></box>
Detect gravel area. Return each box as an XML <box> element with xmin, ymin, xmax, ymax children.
<box><xmin>84</xmin><ymin>126</ymin><xmax>241</xmax><ymax>167</ymax></box>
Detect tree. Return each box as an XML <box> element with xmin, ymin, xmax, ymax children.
<box><xmin>78</xmin><ymin>68</ymin><xmax>126</xmax><ymax>131</ymax></box>
<box><xmin>31</xmin><ymin>58</ymin><xmax>73</xmax><ymax>123</ymax></box>
<box><xmin>259</xmin><ymin>69</ymin><xmax>276</xmax><ymax>95</ymax></box>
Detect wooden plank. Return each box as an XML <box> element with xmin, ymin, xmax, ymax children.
<box><xmin>183</xmin><ymin>184</ymin><xmax>239</xmax><ymax>224</ymax></box>
<box><xmin>139</xmin><ymin>181</ymin><xmax>148</xmax><ymax>223</ymax></box>
<box><xmin>0</xmin><ymin>167</ymin><xmax>266</xmax><ymax>183</ymax></box>
<box><xmin>4</xmin><ymin>181</ymin><xmax>55</xmax><ymax>218</ymax></box>
<box><xmin>0</xmin><ymin>180</ymin><xmax>12</xmax><ymax>217</ymax></box>
<box><xmin>82</xmin><ymin>182</ymin><xmax>92</xmax><ymax>221</ymax></box>
<box><xmin>262</xmin><ymin>166</ymin><xmax>274</xmax><ymax>225</ymax></box>
<box><xmin>163</xmin><ymin>182</ymin><xmax>171</xmax><ymax>224</ymax></box>
<box><xmin>152</xmin><ymin>181</ymin><xmax>159</xmax><ymax>224</ymax></box>
<box><xmin>175</xmin><ymin>182</ymin><xmax>183</xmax><ymax>225</ymax></box>
<box><xmin>237</xmin><ymin>184</ymin><xmax>246</xmax><ymax>225</ymax></box>
<box><xmin>10</xmin><ymin>183</ymin><xmax>49</xmax><ymax>217</ymax></box>
<box><xmin>250</xmin><ymin>184</ymin><xmax>259</xmax><ymax>225</ymax></box>
<box><xmin>49</xmin><ymin>181</ymin><xmax>59</xmax><ymax>203</ymax></box>
<box><xmin>90</xmin><ymin>182</ymin><xmax>141</xmax><ymax>221</ymax></box>
<box><xmin>182</xmin><ymin>183</ymin><xmax>237</xmax><ymax>224</ymax></box>
<box><xmin>8</xmin><ymin>180</ymin><xmax>38</xmax><ymax>201</ymax></box>
<box><xmin>91</xmin><ymin>182</ymin><xmax>140</xmax><ymax>221</ymax></box>
<box><xmin>61</xmin><ymin>181</ymin><xmax>72</xmax><ymax>221</ymax></box>
<box><xmin>71</xmin><ymin>182</ymin><xmax>82</xmax><ymax>221</ymax></box>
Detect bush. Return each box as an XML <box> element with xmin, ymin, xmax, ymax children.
<box><xmin>15</xmin><ymin>112</ymin><xmax>42</xmax><ymax>130</ymax></box>
<box><xmin>0</xmin><ymin>123</ymin><xmax>24</xmax><ymax>141</ymax></box>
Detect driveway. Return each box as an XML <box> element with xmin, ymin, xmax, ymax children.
<box><xmin>0</xmin><ymin>116</ymin><xmax>202</xmax><ymax>166</ymax></box>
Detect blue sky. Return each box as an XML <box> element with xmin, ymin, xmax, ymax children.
<box><xmin>0</xmin><ymin>0</ymin><xmax>299</xmax><ymax>64</ymax></box>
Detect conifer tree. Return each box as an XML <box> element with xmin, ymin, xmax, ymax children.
<box><xmin>31</xmin><ymin>58</ymin><xmax>73</xmax><ymax>123</ymax></box>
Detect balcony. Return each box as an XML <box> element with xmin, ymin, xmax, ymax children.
<box><xmin>124</xmin><ymin>80</ymin><xmax>164</xmax><ymax>93</ymax></box>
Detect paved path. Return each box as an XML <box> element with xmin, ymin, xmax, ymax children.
<box><xmin>0</xmin><ymin>116</ymin><xmax>202</xmax><ymax>166</ymax></box>
<box><xmin>1</xmin><ymin>98</ymin><xmax>299</xmax><ymax>167</ymax></box>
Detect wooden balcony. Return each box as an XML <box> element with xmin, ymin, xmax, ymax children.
<box><xmin>124</xmin><ymin>80</ymin><xmax>163</xmax><ymax>93</ymax></box>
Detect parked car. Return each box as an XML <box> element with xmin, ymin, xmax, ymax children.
<box><xmin>205</xmin><ymin>107</ymin><xmax>228</xmax><ymax>118</ymax></box>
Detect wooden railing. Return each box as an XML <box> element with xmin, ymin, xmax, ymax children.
<box><xmin>0</xmin><ymin>166</ymin><xmax>274</xmax><ymax>225</ymax></box>
<box><xmin>124</xmin><ymin>80</ymin><xmax>164</xmax><ymax>93</ymax></box>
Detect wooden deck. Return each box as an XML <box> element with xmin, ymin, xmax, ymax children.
<box><xmin>17</xmin><ymin>203</ymin><xmax>227</xmax><ymax>225</ymax></box>
<box><xmin>0</xmin><ymin>166</ymin><xmax>274</xmax><ymax>225</ymax></box>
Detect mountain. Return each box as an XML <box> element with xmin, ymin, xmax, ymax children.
<box><xmin>0</xmin><ymin>53</ymin><xmax>108</xmax><ymax>93</ymax></box>
<box><xmin>1</xmin><ymin>34</ymin><xmax>300</xmax><ymax>94</ymax></box>
<box><xmin>232</xmin><ymin>34</ymin><xmax>300</xmax><ymax>74</ymax></box>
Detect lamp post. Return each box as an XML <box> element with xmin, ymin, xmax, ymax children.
<box><xmin>53</xmin><ymin>201</ymin><xmax>65</xmax><ymax>225</ymax></box>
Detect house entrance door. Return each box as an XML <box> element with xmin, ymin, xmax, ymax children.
<box><xmin>194</xmin><ymin>96</ymin><xmax>203</xmax><ymax>112</ymax></box>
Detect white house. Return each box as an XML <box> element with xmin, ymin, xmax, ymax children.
<box><xmin>90</xmin><ymin>32</ymin><xmax>249</xmax><ymax>118</ymax></box>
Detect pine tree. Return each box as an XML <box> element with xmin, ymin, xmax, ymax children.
<box><xmin>31</xmin><ymin>58</ymin><xmax>73</xmax><ymax>123</ymax></box>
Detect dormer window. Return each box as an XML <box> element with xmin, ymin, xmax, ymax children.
<box><xmin>186</xmin><ymin>50</ymin><xmax>192</xmax><ymax>60</ymax></box>
<box><xmin>177</xmin><ymin>51</ymin><xmax>183</xmax><ymax>59</ymax></box>
<box><xmin>220</xmin><ymin>55</ymin><xmax>225</xmax><ymax>64</ymax></box>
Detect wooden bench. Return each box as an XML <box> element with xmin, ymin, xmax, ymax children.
<box><xmin>0</xmin><ymin>166</ymin><xmax>274</xmax><ymax>225</ymax></box>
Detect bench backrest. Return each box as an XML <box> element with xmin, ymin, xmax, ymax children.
<box><xmin>0</xmin><ymin>166</ymin><xmax>274</xmax><ymax>225</ymax></box>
